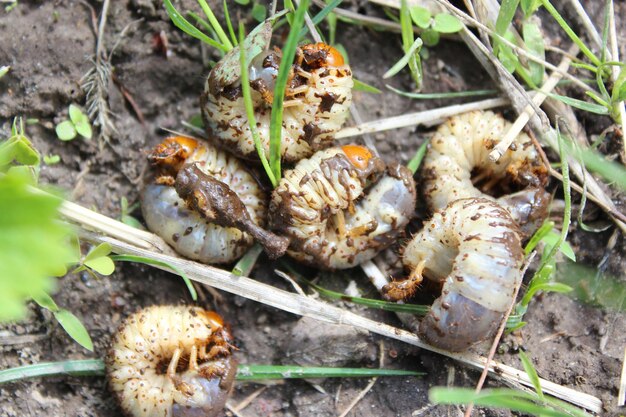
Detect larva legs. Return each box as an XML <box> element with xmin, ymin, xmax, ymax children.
<box><xmin>383</xmin><ymin>259</ymin><xmax>426</xmax><ymax>301</ymax></box>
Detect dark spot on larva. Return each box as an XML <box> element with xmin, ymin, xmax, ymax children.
<box><xmin>184</xmin><ymin>227</ymin><xmax>193</xmax><ymax>236</ymax></box>
<box><xmin>172</xmin><ymin>233</ymin><xmax>180</xmax><ymax>242</ymax></box>
<box><xmin>470</xmin><ymin>214</ymin><xmax>480</xmax><ymax>221</ymax></box>
<box><xmin>455</xmin><ymin>275</ymin><xmax>464</xmax><ymax>282</ymax></box>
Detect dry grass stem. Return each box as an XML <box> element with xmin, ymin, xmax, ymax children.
<box><xmin>567</xmin><ymin>0</ymin><xmax>604</xmax><ymax>52</ymax></box>
<box><xmin>607</xmin><ymin>1</ymin><xmax>626</xmax><ymax>162</ymax></box>
<box><xmin>335</xmin><ymin>97</ymin><xmax>510</xmax><ymax>139</ymax></box>
<box><xmin>489</xmin><ymin>46</ymin><xmax>577</xmax><ymax>162</ymax></box>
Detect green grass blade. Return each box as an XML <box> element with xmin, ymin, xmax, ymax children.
<box><xmin>223</xmin><ymin>0</ymin><xmax>238</xmax><ymax>46</ymax></box>
<box><xmin>387</xmin><ymin>85</ymin><xmax>497</xmax><ymax>100</ymax></box>
<box><xmin>524</xmin><ymin>221</ymin><xmax>554</xmax><ymax>255</ymax></box>
<box><xmin>0</xmin><ymin>360</ymin><xmax>106</xmax><ymax>384</ymax></box>
<box><xmin>269</xmin><ymin>0</ymin><xmax>310</xmax><ymax>183</ymax></box>
<box><xmin>297</xmin><ymin>0</ymin><xmax>343</xmax><ymax>39</ymax></box>
<box><xmin>163</xmin><ymin>0</ymin><xmax>228</xmax><ymax>52</ymax></box>
<box><xmin>197</xmin><ymin>0</ymin><xmax>233</xmax><ymax>50</ymax></box>
<box><xmin>540</xmin><ymin>0</ymin><xmax>601</xmax><ymax>66</ymax></box>
<box><xmin>493</xmin><ymin>0</ymin><xmax>519</xmax><ymax>53</ymax></box>
<box><xmin>236</xmin><ymin>365</ymin><xmax>424</xmax><ymax>380</ymax></box>
<box><xmin>232</xmin><ymin>243</ymin><xmax>263</xmax><ymax>276</ymax></box>
<box><xmin>407</xmin><ymin>140</ymin><xmax>428</xmax><ymax>174</ymax></box>
<box><xmin>578</xmin><ymin>147</ymin><xmax>626</xmax><ymax>190</ymax></box>
<box><xmin>0</xmin><ymin>360</ymin><xmax>422</xmax><ymax>385</ymax></box>
<box><xmin>546</xmin><ymin>93</ymin><xmax>609</xmax><ymax>115</ymax></box>
<box><xmin>400</xmin><ymin>0</ymin><xmax>421</xmax><ymax>86</ymax></box>
<box><xmin>110</xmin><ymin>254</ymin><xmax>197</xmax><ymax>301</ymax></box>
<box><xmin>383</xmin><ymin>37</ymin><xmax>423</xmax><ymax>79</ymax></box>
<box><xmin>518</xmin><ymin>350</ymin><xmax>543</xmax><ymax>400</ymax></box>
<box><xmin>238</xmin><ymin>24</ymin><xmax>277</xmax><ymax>187</ymax></box>
<box><xmin>353</xmin><ymin>78</ymin><xmax>381</xmax><ymax>93</ymax></box>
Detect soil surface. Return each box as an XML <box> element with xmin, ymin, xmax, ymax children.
<box><xmin>1</xmin><ymin>1</ymin><xmax>625</xmax><ymax>416</ymax></box>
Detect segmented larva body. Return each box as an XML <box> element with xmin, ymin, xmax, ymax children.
<box><xmin>269</xmin><ymin>145</ymin><xmax>417</xmax><ymax>269</ymax></box>
<box><xmin>422</xmin><ymin>111</ymin><xmax>549</xmax><ymax>234</ymax></box>
<box><xmin>141</xmin><ymin>137</ymin><xmax>266</xmax><ymax>264</ymax></box>
<box><xmin>201</xmin><ymin>43</ymin><xmax>353</xmax><ymax>163</ymax></box>
<box><xmin>385</xmin><ymin>198</ymin><xmax>523</xmax><ymax>351</ymax></box>
<box><xmin>106</xmin><ymin>306</ymin><xmax>237</xmax><ymax>417</ymax></box>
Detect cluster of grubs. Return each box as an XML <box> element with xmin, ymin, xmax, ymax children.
<box><xmin>111</xmin><ymin>40</ymin><xmax>550</xmax><ymax>417</ymax></box>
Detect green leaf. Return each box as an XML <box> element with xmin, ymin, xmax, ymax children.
<box><xmin>524</xmin><ymin>220</ymin><xmax>554</xmax><ymax>255</ymax></box>
<box><xmin>547</xmin><ymin>93</ymin><xmax>610</xmax><ymax>115</ymax></box>
<box><xmin>0</xmin><ymin>170</ymin><xmax>75</xmax><ymax>322</ymax></box>
<box><xmin>383</xmin><ymin>37</ymin><xmax>423</xmax><ymax>79</ymax></box>
<box><xmin>43</xmin><ymin>154</ymin><xmax>61</xmax><ymax>165</ymax></box>
<box><xmin>31</xmin><ymin>291</ymin><xmax>59</xmax><ymax>312</ymax></box>
<box><xmin>235</xmin><ymin>0</ymin><xmax>250</xmax><ymax>4</ymax></box>
<box><xmin>232</xmin><ymin>243</ymin><xmax>263</xmax><ymax>276</ymax></box>
<box><xmin>83</xmin><ymin>243</ymin><xmax>115</xmax><ymax>276</ymax></box>
<box><xmin>541</xmin><ymin>230</ymin><xmax>576</xmax><ymax>261</ymax></box>
<box><xmin>298</xmin><ymin>0</ymin><xmax>343</xmax><ymax>40</ymax></box>
<box><xmin>407</xmin><ymin>140</ymin><xmax>428</xmax><ymax>174</ymax></box>
<box><xmin>432</xmin><ymin>13</ymin><xmax>463</xmax><ymax>33</ymax></box>
<box><xmin>54</xmin><ymin>309</ymin><xmax>93</xmax><ymax>351</ymax></box>
<box><xmin>518</xmin><ymin>350</ymin><xmax>543</xmax><ymax>399</ymax></box>
<box><xmin>409</xmin><ymin>6</ymin><xmax>431</xmax><ymax>29</ymax></box>
<box><xmin>498</xmin><ymin>44</ymin><xmax>519</xmax><ymax>74</ymax></box>
<box><xmin>69</xmin><ymin>105</ymin><xmax>92</xmax><ymax>140</ymax></box>
<box><xmin>55</xmin><ymin>121</ymin><xmax>77</xmax><ymax>141</ymax></box>
<box><xmin>421</xmin><ymin>29</ymin><xmax>440</xmax><ymax>46</ymax></box>
<box><xmin>251</xmin><ymin>3</ymin><xmax>267</xmax><ymax>22</ymax></box>
<box><xmin>523</xmin><ymin>21</ymin><xmax>545</xmax><ymax>86</ymax></box>
<box><xmin>352</xmin><ymin>78</ymin><xmax>381</xmax><ymax>93</ymax></box>
<box><xmin>400</xmin><ymin>0</ymin><xmax>421</xmax><ymax>86</ymax></box>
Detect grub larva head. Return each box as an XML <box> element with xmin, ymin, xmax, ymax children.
<box><xmin>300</xmin><ymin>42</ymin><xmax>345</xmax><ymax>69</ymax></box>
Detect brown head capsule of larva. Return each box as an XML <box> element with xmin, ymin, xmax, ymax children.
<box><xmin>142</xmin><ymin>136</ymin><xmax>269</xmax><ymax>264</ymax></box>
<box><xmin>421</xmin><ymin>110</ymin><xmax>550</xmax><ymax>236</ymax></box>
<box><xmin>106</xmin><ymin>305</ymin><xmax>237</xmax><ymax>417</ymax></box>
<box><xmin>269</xmin><ymin>145</ymin><xmax>417</xmax><ymax>269</ymax></box>
<box><xmin>201</xmin><ymin>42</ymin><xmax>353</xmax><ymax>163</ymax></box>
<box><xmin>383</xmin><ymin>198</ymin><xmax>523</xmax><ymax>351</ymax></box>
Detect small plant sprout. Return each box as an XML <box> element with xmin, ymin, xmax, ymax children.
<box><xmin>0</xmin><ymin>65</ymin><xmax>9</xmax><ymax>79</ymax></box>
<box><xmin>409</xmin><ymin>5</ymin><xmax>463</xmax><ymax>47</ymax></box>
<box><xmin>43</xmin><ymin>154</ymin><xmax>61</xmax><ymax>165</ymax></box>
<box><xmin>55</xmin><ymin>104</ymin><xmax>93</xmax><ymax>141</ymax></box>
<box><xmin>118</xmin><ymin>196</ymin><xmax>144</xmax><ymax>230</ymax></box>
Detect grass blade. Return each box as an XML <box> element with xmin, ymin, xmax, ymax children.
<box><xmin>238</xmin><ymin>24</ymin><xmax>277</xmax><ymax>187</ymax></box>
<box><xmin>297</xmin><ymin>0</ymin><xmax>343</xmax><ymax>39</ymax></box>
<box><xmin>223</xmin><ymin>0</ymin><xmax>238</xmax><ymax>46</ymax></box>
<box><xmin>519</xmin><ymin>350</ymin><xmax>544</xmax><ymax>400</ymax></box>
<box><xmin>0</xmin><ymin>360</ymin><xmax>106</xmax><ymax>384</ymax></box>
<box><xmin>353</xmin><ymin>78</ymin><xmax>381</xmax><ymax>93</ymax></box>
<box><xmin>232</xmin><ymin>243</ymin><xmax>263</xmax><ymax>276</ymax></box>
<box><xmin>163</xmin><ymin>0</ymin><xmax>228</xmax><ymax>52</ymax></box>
<box><xmin>407</xmin><ymin>140</ymin><xmax>428</xmax><ymax>174</ymax></box>
<box><xmin>236</xmin><ymin>364</ymin><xmax>424</xmax><ymax>380</ymax></box>
<box><xmin>269</xmin><ymin>0</ymin><xmax>310</xmax><ymax>183</ymax></box>
<box><xmin>197</xmin><ymin>0</ymin><xmax>233</xmax><ymax>50</ymax></box>
<box><xmin>546</xmin><ymin>93</ymin><xmax>609</xmax><ymax>115</ymax></box>
<box><xmin>110</xmin><ymin>254</ymin><xmax>197</xmax><ymax>301</ymax></box>
<box><xmin>383</xmin><ymin>37</ymin><xmax>423</xmax><ymax>79</ymax></box>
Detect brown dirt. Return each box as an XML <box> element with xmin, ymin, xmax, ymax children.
<box><xmin>1</xmin><ymin>1</ymin><xmax>625</xmax><ymax>416</ymax></box>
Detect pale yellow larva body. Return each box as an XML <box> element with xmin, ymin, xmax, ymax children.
<box><xmin>422</xmin><ymin>110</ymin><xmax>549</xmax><ymax>234</ymax></box>
<box><xmin>142</xmin><ymin>139</ymin><xmax>266</xmax><ymax>264</ymax></box>
<box><xmin>402</xmin><ymin>198</ymin><xmax>523</xmax><ymax>351</ymax></box>
<box><xmin>269</xmin><ymin>146</ymin><xmax>416</xmax><ymax>269</ymax></box>
<box><xmin>201</xmin><ymin>46</ymin><xmax>353</xmax><ymax>163</ymax></box>
<box><xmin>106</xmin><ymin>306</ymin><xmax>236</xmax><ymax>417</ymax></box>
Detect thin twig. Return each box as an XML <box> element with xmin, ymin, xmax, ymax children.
<box><xmin>618</xmin><ymin>346</ymin><xmax>626</xmax><ymax>407</ymax></box>
<box><xmin>607</xmin><ymin>0</ymin><xmax>626</xmax><ymax>163</ymax></box>
<box><xmin>567</xmin><ymin>0</ymin><xmax>605</xmax><ymax>53</ymax></box>
<box><xmin>489</xmin><ymin>45</ymin><xmax>577</xmax><ymax>162</ymax></box>
<box><xmin>463</xmin><ymin>253</ymin><xmax>535</xmax><ymax>417</ymax></box>
<box><xmin>229</xmin><ymin>386</ymin><xmax>268</xmax><ymax>413</ymax></box>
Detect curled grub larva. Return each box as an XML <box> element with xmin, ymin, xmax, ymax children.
<box><xmin>141</xmin><ymin>136</ymin><xmax>270</xmax><ymax>264</ymax></box>
<box><xmin>106</xmin><ymin>305</ymin><xmax>237</xmax><ymax>417</ymax></box>
<box><xmin>269</xmin><ymin>145</ymin><xmax>417</xmax><ymax>269</ymax></box>
<box><xmin>383</xmin><ymin>198</ymin><xmax>523</xmax><ymax>351</ymax></box>
<box><xmin>201</xmin><ymin>43</ymin><xmax>353</xmax><ymax>163</ymax></box>
<box><xmin>422</xmin><ymin>111</ymin><xmax>550</xmax><ymax>235</ymax></box>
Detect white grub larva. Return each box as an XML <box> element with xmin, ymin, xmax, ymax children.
<box><xmin>383</xmin><ymin>198</ymin><xmax>524</xmax><ymax>351</ymax></box>
<box><xmin>106</xmin><ymin>305</ymin><xmax>237</xmax><ymax>417</ymax></box>
<box><xmin>201</xmin><ymin>43</ymin><xmax>353</xmax><ymax>163</ymax></box>
<box><xmin>422</xmin><ymin>110</ymin><xmax>550</xmax><ymax>235</ymax></box>
<box><xmin>269</xmin><ymin>145</ymin><xmax>417</xmax><ymax>269</ymax></box>
<box><xmin>141</xmin><ymin>136</ymin><xmax>276</xmax><ymax>264</ymax></box>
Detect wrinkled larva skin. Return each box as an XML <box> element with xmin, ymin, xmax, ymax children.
<box><xmin>201</xmin><ymin>43</ymin><xmax>353</xmax><ymax>163</ymax></box>
<box><xmin>390</xmin><ymin>198</ymin><xmax>523</xmax><ymax>351</ymax></box>
<box><xmin>106</xmin><ymin>306</ymin><xmax>237</xmax><ymax>417</ymax></box>
<box><xmin>141</xmin><ymin>137</ymin><xmax>266</xmax><ymax>264</ymax></box>
<box><xmin>422</xmin><ymin>111</ymin><xmax>549</xmax><ymax>235</ymax></box>
<box><xmin>269</xmin><ymin>145</ymin><xmax>417</xmax><ymax>269</ymax></box>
